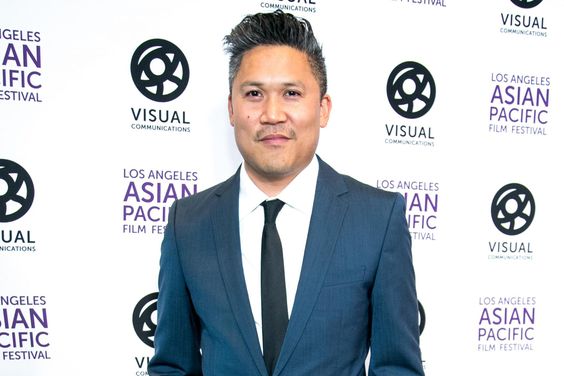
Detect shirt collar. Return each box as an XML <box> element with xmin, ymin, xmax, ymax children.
<box><xmin>239</xmin><ymin>156</ymin><xmax>319</xmax><ymax>220</ymax></box>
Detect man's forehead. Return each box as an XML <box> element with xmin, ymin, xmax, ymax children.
<box><xmin>235</xmin><ymin>46</ymin><xmax>312</xmax><ymax>78</ymax></box>
<box><xmin>239</xmin><ymin>45</ymin><xmax>307</xmax><ymax>64</ymax></box>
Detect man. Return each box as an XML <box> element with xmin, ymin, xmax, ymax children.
<box><xmin>148</xmin><ymin>10</ymin><xmax>424</xmax><ymax>376</ymax></box>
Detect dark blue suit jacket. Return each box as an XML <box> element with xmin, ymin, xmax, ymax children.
<box><xmin>148</xmin><ymin>157</ymin><xmax>424</xmax><ymax>375</ymax></box>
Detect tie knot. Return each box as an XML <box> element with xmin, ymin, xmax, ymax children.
<box><xmin>262</xmin><ymin>199</ymin><xmax>285</xmax><ymax>224</ymax></box>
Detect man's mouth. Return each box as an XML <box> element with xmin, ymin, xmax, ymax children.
<box><xmin>259</xmin><ymin>134</ymin><xmax>290</xmax><ymax>145</ymax></box>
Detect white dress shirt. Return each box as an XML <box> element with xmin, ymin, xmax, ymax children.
<box><xmin>238</xmin><ymin>157</ymin><xmax>319</xmax><ymax>350</ymax></box>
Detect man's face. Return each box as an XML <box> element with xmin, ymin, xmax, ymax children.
<box><xmin>228</xmin><ymin>45</ymin><xmax>331</xmax><ymax>187</ymax></box>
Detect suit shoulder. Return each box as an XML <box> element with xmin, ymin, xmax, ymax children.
<box><xmin>174</xmin><ymin>173</ymin><xmax>237</xmax><ymax>213</ymax></box>
<box><xmin>317</xmin><ymin>158</ymin><xmax>403</xmax><ymax>209</ymax></box>
<box><xmin>341</xmin><ymin>174</ymin><xmax>402</xmax><ymax>203</ymax></box>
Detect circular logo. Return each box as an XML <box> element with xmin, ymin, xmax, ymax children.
<box><xmin>131</xmin><ymin>39</ymin><xmax>189</xmax><ymax>102</ymax></box>
<box><xmin>387</xmin><ymin>61</ymin><xmax>436</xmax><ymax>119</ymax></box>
<box><xmin>491</xmin><ymin>183</ymin><xmax>535</xmax><ymax>236</ymax></box>
<box><xmin>510</xmin><ymin>0</ymin><xmax>543</xmax><ymax>9</ymax></box>
<box><xmin>418</xmin><ymin>300</ymin><xmax>426</xmax><ymax>335</ymax></box>
<box><xmin>0</xmin><ymin>159</ymin><xmax>35</xmax><ymax>223</ymax></box>
<box><xmin>132</xmin><ymin>292</ymin><xmax>158</xmax><ymax>348</ymax></box>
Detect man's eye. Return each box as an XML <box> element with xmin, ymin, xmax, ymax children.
<box><xmin>286</xmin><ymin>90</ymin><xmax>301</xmax><ymax>97</ymax></box>
<box><xmin>246</xmin><ymin>90</ymin><xmax>261</xmax><ymax>97</ymax></box>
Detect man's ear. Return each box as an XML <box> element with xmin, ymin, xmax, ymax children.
<box><xmin>228</xmin><ymin>94</ymin><xmax>235</xmax><ymax>127</ymax></box>
<box><xmin>320</xmin><ymin>94</ymin><xmax>332</xmax><ymax>129</ymax></box>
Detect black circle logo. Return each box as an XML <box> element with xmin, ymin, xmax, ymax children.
<box><xmin>132</xmin><ymin>292</ymin><xmax>158</xmax><ymax>348</ymax></box>
<box><xmin>0</xmin><ymin>159</ymin><xmax>35</xmax><ymax>223</ymax></box>
<box><xmin>510</xmin><ymin>0</ymin><xmax>543</xmax><ymax>9</ymax></box>
<box><xmin>131</xmin><ymin>39</ymin><xmax>189</xmax><ymax>102</ymax></box>
<box><xmin>491</xmin><ymin>183</ymin><xmax>535</xmax><ymax>236</ymax></box>
<box><xmin>418</xmin><ymin>300</ymin><xmax>426</xmax><ymax>335</ymax></box>
<box><xmin>387</xmin><ymin>61</ymin><xmax>436</xmax><ymax>119</ymax></box>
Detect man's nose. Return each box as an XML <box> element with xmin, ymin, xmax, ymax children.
<box><xmin>260</xmin><ymin>96</ymin><xmax>287</xmax><ymax>124</ymax></box>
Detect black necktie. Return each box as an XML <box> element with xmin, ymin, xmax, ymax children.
<box><xmin>261</xmin><ymin>199</ymin><xmax>288</xmax><ymax>375</ymax></box>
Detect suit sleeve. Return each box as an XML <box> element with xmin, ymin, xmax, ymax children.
<box><xmin>368</xmin><ymin>193</ymin><xmax>425</xmax><ymax>375</ymax></box>
<box><xmin>148</xmin><ymin>201</ymin><xmax>203</xmax><ymax>376</ymax></box>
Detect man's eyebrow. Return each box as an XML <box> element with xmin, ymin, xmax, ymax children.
<box><xmin>238</xmin><ymin>81</ymin><xmax>306</xmax><ymax>88</ymax></box>
<box><xmin>238</xmin><ymin>81</ymin><xmax>264</xmax><ymax>88</ymax></box>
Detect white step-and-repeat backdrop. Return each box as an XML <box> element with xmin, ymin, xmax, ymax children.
<box><xmin>2</xmin><ymin>0</ymin><xmax>562</xmax><ymax>375</ymax></box>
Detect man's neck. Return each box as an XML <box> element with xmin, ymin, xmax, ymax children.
<box><xmin>244</xmin><ymin>167</ymin><xmax>300</xmax><ymax>197</ymax></box>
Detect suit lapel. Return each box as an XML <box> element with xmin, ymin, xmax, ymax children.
<box><xmin>211</xmin><ymin>171</ymin><xmax>269</xmax><ymax>376</ymax></box>
<box><xmin>274</xmin><ymin>158</ymin><xmax>349</xmax><ymax>375</ymax></box>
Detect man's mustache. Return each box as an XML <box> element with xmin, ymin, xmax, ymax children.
<box><xmin>255</xmin><ymin>126</ymin><xmax>296</xmax><ymax>141</ymax></box>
